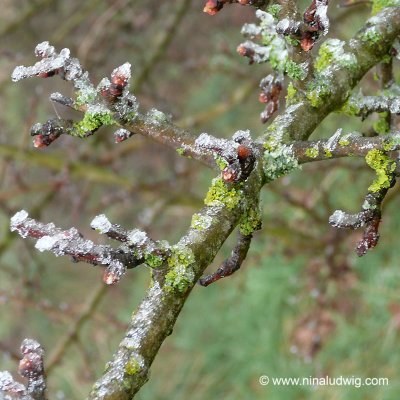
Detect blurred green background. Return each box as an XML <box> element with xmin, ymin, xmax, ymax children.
<box><xmin>1</xmin><ymin>1</ymin><xmax>400</xmax><ymax>399</ymax></box>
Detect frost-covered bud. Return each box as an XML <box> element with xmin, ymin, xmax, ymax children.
<box><xmin>222</xmin><ymin>166</ymin><xmax>238</xmax><ymax>183</ymax></box>
<box><xmin>35</xmin><ymin>41</ymin><xmax>56</xmax><ymax>58</ymax></box>
<box><xmin>203</xmin><ymin>0</ymin><xmax>224</xmax><ymax>15</ymax></box>
<box><xmin>109</xmin><ymin>62</ymin><xmax>131</xmax><ymax>98</ymax></box>
<box><xmin>103</xmin><ymin>260</ymin><xmax>126</xmax><ymax>285</ymax></box>
<box><xmin>114</xmin><ymin>128</ymin><xmax>133</xmax><ymax>143</ymax></box>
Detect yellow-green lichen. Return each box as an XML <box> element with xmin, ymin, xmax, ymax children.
<box><xmin>373</xmin><ymin>112</ymin><xmax>390</xmax><ymax>134</ymax></box>
<box><xmin>305</xmin><ymin>147</ymin><xmax>319</xmax><ymax>158</ymax></box>
<box><xmin>339</xmin><ymin>99</ymin><xmax>361</xmax><ymax>116</ymax></box>
<box><xmin>267</xmin><ymin>4</ymin><xmax>282</xmax><ymax>18</ymax></box>
<box><xmin>73</xmin><ymin>111</ymin><xmax>115</xmax><ymax>137</ymax></box>
<box><xmin>315</xmin><ymin>39</ymin><xmax>358</xmax><ymax>73</ymax></box>
<box><xmin>339</xmin><ymin>138</ymin><xmax>350</xmax><ymax>146</ymax></box>
<box><xmin>306</xmin><ymin>78</ymin><xmax>332</xmax><ymax>108</ymax></box>
<box><xmin>382</xmin><ymin>136</ymin><xmax>400</xmax><ymax>151</ymax></box>
<box><xmin>204</xmin><ymin>177</ymin><xmax>242</xmax><ymax>210</ymax></box>
<box><xmin>191</xmin><ymin>213</ymin><xmax>213</xmax><ymax>231</ymax></box>
<box><xmin>285</xmin><ymin>60</ymin><xmax>307</xmax><ymax>81</ymax></box>
<box><xmin>263</xmin><ymin>144</ymin><xmax>300</xmax><ymax>181</ymax></box>
<box><xmin>286</xmin><ymin>82</ymin><xmax>298</xmax><ymax>105</ymax></box>
<box><xmin>214</xmin><ymin>155</ymin><xmax>229</xmax><ymax>171</ymax></box>
<box><xmin>372</xmin><ymin>0</ymin><xmax>400</xmax><ymax>15</ymax></box>
<box><xmin>362</xmin><ymin>27</ymin><xmax>382</xmax><ymax>45</ymax></box>
<box><xmin>165</xmin><ymin>245</ymin><xmax>196</xmax><ymax>293</ymax></box>
<box><xmin>365</xmin><ymin>149</ymin><xmax>395</xmax><ymax>192</ymax></box>
<box><xmin>144</xmin><ymin>253</ymin><xmax>163</xmax><ymax>268</ymax></box>
<box><xmin>125</xmin><ymin>357</ymin><xmax>140</xmax><ymax>376</ymax></box>
<box><xmin>239</xmin><ymin>206</ymin><xmax>262</xmax><ymax>236</ymax></box>
<box><xmin>176</xmin><ymin>147</ymin><xmax>185</xmax><ymax>156</ymax></box>
<box><xmin>75</xmin><ymin>90</ymin><xmax>96</xmax><ymax>107</ymax></box>
<box><xmin>324</xmin><ymin>149</ymin><xmax>332</xmax><ymax>158</ymax></box>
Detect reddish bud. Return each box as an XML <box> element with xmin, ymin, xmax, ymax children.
<box><xmin>203</xmin><ymin>0</ymin><xmax>223</xmax><ymax>15</ymax></box>
<box><xmin>259</xmin><ymin>92</ymin><xmax>269</xmax><ymax>103</ymax></box>
<box><xmin>300</xmin><ymin>34</ymin><xmax>315</xmax><ymax>52</ymax></box>
<box><xmin>237</xmin><ymin>144</ymin><xmax>252</xmax><ymax>160</ymax></box>
<box><xmin>222</xmin><ymin>167</ymin><xmax>237</xmax><ymax>183</ymax></box>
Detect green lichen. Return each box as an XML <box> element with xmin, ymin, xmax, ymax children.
<box><xmin>73</xmin><ymin>111</ymin><xmax>115</xmax><ymax>137</ymax></box>
<box><xmin>286</xmin><ymin>82</ymin><xmax>298</xmax><ymax>105</ymax></box>
<box><xmin>305</xmin><ymin>147</ymin><xmax>319</xmax><ymax>158</ymax></box>
<box><xmin>204</xmin><ymin>177</ymin><xmax>242</xmax><ymax>210</ymax></box>
<box><xmin>383</xmin><ymin>136</ymin><xmax>400</xmax><ymax>151</ymax></box>
<box><xmin>324</xmin><ymin>149</ymin><xmax>332</xmax><ymax>158</ymax></box>
<box><xmin>263</xmin><ymin>143</ymin><xmax>300</xmax><ymax>182</ymax></box>
<box><xmin>239</xmin><ymin>206</ymin><xmax>262</xmax><ymax>236</ymax></box>
<box><xmin>165</xmin><ymin>245</ymin><xmax>196</xmax><ymax>293</ymax></box>
<box><xmin>285</xmin><ymin>36</ymin><xmax>300</xmax><ymax>47</ymax></box>
<box><xmin>144</xmin><ymin>253</ymin><xmax>163</xmax><ymax>268</ymax></box>
<box><xmin>267</xmin><ymin>4</ymin><xmax>282</xmax><ymax>18</ymax></box>
<box><xmin>191</xmin><ymin>213</ymin><xmax>213</xmax><ymax>231</ymax></box>
<box><xmin>176</xmin><ymin>147</ymin><xmax>185</xmax><ymax>156</ymax></box>
<box><xmin>306</xmin><ymin>79</ymin><xmax>331</xmax><ymax>108</ymax></box>
<box><xmin>373</xmin><ymin>112</ymin><xmax>390</xmax><ymax>134</ymax></box>
<box><xmin>371</xmin><ymin>0</ymin><xmax>400</xmax><ymax>15</ymax></box>
<box><xmin>214</xmin><ymin>155</ymin><xmax>228</xmax><ymax>171</ymax></box>
<box><xmin>339</xmin><ymin>138</ymin><xmax>350</xmax><ymax>147</ymax></box>
<box><xmin>362</xmin><ymin>27</ymin><xmax>382</xmax><ymax>45</ymax></box>
<box><xmin>285</xmin><ymin>60</ymin><xmax>307</xmax><ymax>81</ymax></box>
<box><xmin>75</xmin><ymin>90</ymin><xmax>96</xmax><ymax>107</ymax></box>
<box><xmin>339</xmin><ymin>99</ymin><xmax>361</xmax><ymax>116</ymax></box>
<box><xmin>125</xmin><ymin>357</ymin><xmax>140</xmax><ymax>376</ymax></box>
<box><xmin>365</xmin><ymin>149</ymin><xmax>395</xmax><ymax>192</ymax></box>
<box><xmin>315</xmin><ymin>39</ymin><xmax>358</xmax><ymax>73</ymax></box>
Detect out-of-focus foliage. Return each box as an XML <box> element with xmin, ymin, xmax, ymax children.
<box><xmin>0</xmin><ymin>1</ymin><xmax>399</xmax><ymax>399</ymax></box>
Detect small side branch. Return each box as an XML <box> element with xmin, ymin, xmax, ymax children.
<box><xmin>9</xmin><ymin>211</ymin><xmax>152</xmax><ymax>284</ymax></box>
<box><xmin>199</xmin><ymin>232</ymin><xmax>253</xmax><ymax>286</ymax></box>
<box><xmin>329</xmin><ymin>152</ymin><xmax>396</xmax><ymax>256</ymax></box>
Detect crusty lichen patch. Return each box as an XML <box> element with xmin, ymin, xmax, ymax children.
<box><xmin>204</xmin><ymin>177</ymin><xmax>242</xmax><ymax>210</ymax></box>
<box><xmin>165</xmin><ymin>245</ymin><xmax>196</xmax><ymax>293</ymax></box>
<box><xmin>365</xmin><ymin>149</ymin><xmax>395</xmax><ymax>192</ymax></box>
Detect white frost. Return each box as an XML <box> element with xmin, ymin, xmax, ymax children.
<box><xmin>35</xmin><ymin>235</ymin><xmax>58</xmax><ymax>252</ymax></box>
<box><xmin>90</xmin><ymin>214</ymin><xmax>112</xmax><ymax>234</ymax></box>
<box><xmin>10</xmin><ymin>210</ymin><xmax>28</xmax><ymax>227</ymax></box>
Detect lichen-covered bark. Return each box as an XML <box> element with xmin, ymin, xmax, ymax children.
<box><xmin>260</xmin><ymin>7</ymin><xmax>400</xmax><ymax>144</ymax></box>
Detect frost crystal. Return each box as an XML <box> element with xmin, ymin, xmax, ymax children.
<box><xmin>91</xmin><ymin>214</ymin><xmax>112</xmax><ymax>234</ymax></box>
<box><xmin>35</xmin><ymin>41</ymin><xmax>55</xmax><ymax>58</ymax></box>
<box><xmin>315</xmin><ymin>1</ymin><xmax>330</xmax><ymax>35</ymax></box>
<box><xmin>35</xmin><ymin>235</ymin><xmax>58</xmax><ymax>252</ymax></box>
<box><xmin>127</xmin><ymin>229</ymin><xmax>148</xmax><ymax>247</ymax></box>
<box><xmin>10</xmin><ymin>210</ymin><xmax>28</xmax><ymax>227</ymax></box>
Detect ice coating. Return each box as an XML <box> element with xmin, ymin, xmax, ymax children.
<box><xmin>127</xmin><ymin>229</ymin><xmax>148</xmax><ymax>247</ymax></box>
<box><xmin>91</xmin><ymin>214</ymin><xmax>112</xmax><ymax>234</ymax></box>
<box><xmin>10</xmin><ymin>210</ymin><xmax>28</xmax><ymax>227</ymax></box>
<box><xmin>35</xmin><ymin>41</ymin><xmax>55</xmax><ymax>58</ymax></box>
<box><xmin>329</xmin><ymin>210</ymin><xmax>366</xmax><ymax>229</ymax></box>
<box><xmin>0</xmin><ymin>371</ymin><xmax>27</xmax><ymax>395</ymax></box>
<box><xmin>12</xmin><ymin>47</ymin><xmax>70</xmax><ymax>82</ymax></box>
<box><xmin>35</xmin><ymin>235</ymin><xmax>59</xmax><ymax>252</ymax></box>
<box><xmin>111</xmin><ymin>62</ymin><xmax>132</xmax><ymax>83</ymax></box>
<box><xmin>114</xmin><ymin>128</ymin><xmax>133</xmax><ymax>143</ymax></box>
<box><xmin>315</xmin><ymin>0</ymin><xmax>330</xmax><ymax>35</ymax></box>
